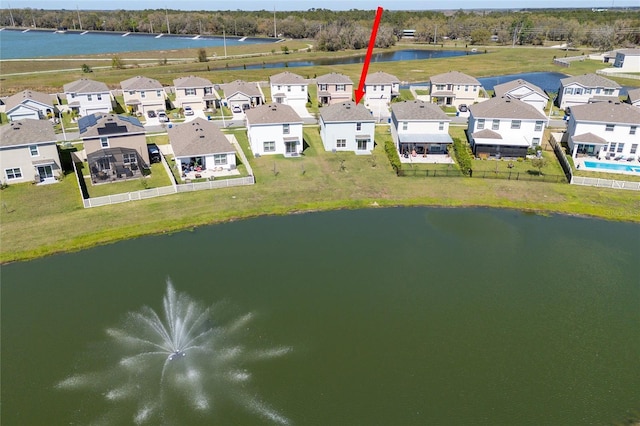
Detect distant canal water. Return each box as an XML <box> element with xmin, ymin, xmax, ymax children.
<box><xmin>2</xmin><ymin>207</ymin><xmax>639</xmax><ymax>426</ymax></box>
<box><xmin>0</xmin><ymin>28</ymin><xmax>276</xmax><ymax>59</ymax></box>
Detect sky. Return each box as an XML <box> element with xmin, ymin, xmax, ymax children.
<box><xmin>4</xmin><ymin>0</ymin><xmax>638</xmax><ymax>11</ymax></box>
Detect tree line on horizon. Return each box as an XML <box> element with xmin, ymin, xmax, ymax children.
<box><xmin>1</xmin><ymin>8</ymin><xmax>638</xmax><ymax>51</ymax></box>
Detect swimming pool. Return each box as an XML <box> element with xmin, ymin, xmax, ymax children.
<box><xmin>583</xmin><ymin>160</ymin><xmax>640</xmax><ymax>174</ymax></box>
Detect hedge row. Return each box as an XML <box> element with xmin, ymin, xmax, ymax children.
<box><xmin>384</xmin><ymin>139</ymin><xmax>402</xmax><ymax>175</ymax></box>
<box><xmin>452</xmin><ymin>138</ymin><xmax>473</xmax><ymax>176</ymax></box>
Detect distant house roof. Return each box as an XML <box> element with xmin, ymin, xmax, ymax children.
<box><xmin>0</xmin><ymin>119</ymin><xmax>57</xmax><ymax>148</ymax></box>
<box><xmin>270</xmin><ymin>71</ymin><xmax>307</xmax><ymax>85</ymax></box>
<box><xmin>627</xmin><ymin>88</ymin><xmax>640</xmax><ymax>104</ymax></box>
<box><xmin>173</xmin><ymin>75</ymin><xmax>213</xmax><ymax>88</ymax></box>
<box><xmin>121</xmin><ymin>75</ymin><xmax>163</xmax><ymax>91</ymax></box>
<box><xmin>63</xmin><ymin>78</ymin><xmax>110</xmax><ymax>94</ymax></box>
<box><xmin>320</xmin><ymin>101</ymin><xmax>375</xmax><ymax>122</ymax></box>
<box><xmin>4</xmin><ymin>90</ymin><xmax>54</xmax><ymax>112</ymax></box>
<box><xmin>245</xmin><ymin>103</ymin><xmax>302</xmax><ymax>125</ymax></box>
<box><xmin>168</xmin><ymin>118</ymin><xmax>235</xmax><ymax>157</ymax></box>
<box><xmin>569</xmin><ymin>101</ymin><xmax>640</xmax><ymax>125</ymax></box>
<box><xmin>430</xmin><ymin>71</ymin><xmax>481</xmax><ymax>85</ymax></box>
<box><xmin>365</xmin><ymin>71</ymin><xmax>400</xmax><ymax>85</ymax></box>
<box><xmin>571</xmin><ymin>132</ymin><xmax>607</xmax><ymax>144</ymax></box>
<box><xmin>391</xmin><ymin>100</ymin><xmax>450</xmax><ymax>121</ymax></box>
<box><xmin>469</xmin><ymin>97</ymin><xmax>546</xmax><ymax>120</ymax></box>
<box><xmin>560</xmin><ymin>73</ymin><xmax>621</xmax><ymax>88</ymax></box>
<box><xmin>316</xmin><ymin>72</ymin><xmax>353</xmax><ymax>85</ymax></box>
<box><xmin>615</xmin><ymin>48</ymin><xmax>640</xmax><ymax>56</ymax></box>
<box><xmin>78</xmin><ymin>113</ymin><xmax>144</xmax><ymax>138</ymax></box>
<box><xmin>493</xmin><ymin>79</ymin><xmax>549</xmax><ymax>100</ymax></box>
<box><xmin>222</xmin><ymin>80</ymin><xmax>262</xmax><ymax>98</ymax></box>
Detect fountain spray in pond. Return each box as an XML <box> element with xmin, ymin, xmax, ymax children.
<box><xmin>57</xmin><ymin>279</ymin><xmax>291</xmax><ymax>425</ymax></box>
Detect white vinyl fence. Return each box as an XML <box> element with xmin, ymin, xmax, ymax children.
<box><xmin>571</xmin><ymin>176</ymin><xmax>640</xmax><ymax>191</ymax></box>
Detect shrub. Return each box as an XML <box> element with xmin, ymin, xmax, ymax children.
<box><xmin>384</xmin><ymin>139</ymin><xmax>402</xmax><ymax>175</ymax></box>
<box><xmin>452</xmin><ymin>138</ymin><xmax>473</xmax><ymax>176</ymax></box>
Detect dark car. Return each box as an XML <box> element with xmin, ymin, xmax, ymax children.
<box><xmin>458</xmin><ymin>104</ymin><xmax>468</xmax><ymax>112</ymax></box>
<box><xmin>147</xmin><ymin>110</ymin><xmax>157</xmax><ymax>118</ymax></box>
<box><xmin>148</xmin><ymin>144</ymin><xmax>161</xmax><ymax>164</ymax></box>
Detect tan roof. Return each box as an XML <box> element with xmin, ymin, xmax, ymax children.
<box><xmin>316</xmin><ymin>72</ymin><xmax>353</xmax><ymax>85</ymax></box>
<box><xmin>627</xmin><ymin>88</ymin><xmax>640</xmax><ymax>104</ymax></box>
<box><xmin>472</xmin><ymin>129</ymin><xmax>502</xmax><ymax>139</ymax></box>
<box><xmin>121</xmin><ymin>75</ymin><xmax>163</xmax><ymax>91</ymax></box>
<box><xmin>173</xmin><ymin>75</ymin><xmax>213</xmax><ymax>89</ymax></box>
<box><xmin>560</xmin><ymin>73</ymin><xmax>621</xmax><ymax>89</ymax></box>
<box><xmin>572</xmin><ymin>132</ymin><xmax>607</xmax><ymax>144</ymax></box>
<box><xmin>469</xmin><ymin>97</ymin><xmax>546</xmax><ymax>120</ymax></box>
<box><xmin>63</xmin><ymin>78</ymin><xmax>110</xmax><ymax>94</ymax></box>
<box><xmin>569</xmin><ymin>101</ymin><xmax>640</xmax><ymax>125</ymax></box>
<box><xmin>430</xmin><ymin>71</ymin><xmax>480</xmax><ymax>85</ymax></box>
<box><xmin>245</xmin><ymin>103</ymin><xmax>302</xmax><ymax>125</ymax></box>
<box><xmin>391</xmin><ymin>100</ymin><xmax>450</xmax><ymax>121</ymax></box>
<box><xmin>168</xmin><ymin>118</ymin><xmax>235</xmax><ymax>157</ymax></box>
<box><xmin>320</xmin><ymin>101</ymin><xmax>375</xmax><ymax>122</ymax></box>
<box><xmin>0</xmin><ymin>119</ymin><xmax>57</xmax><ymax>148</ymax></box>
<box><xmin>78</xmin><ymin>113</ymin><xmax>144</xmax><ymax>138</ymax></box>
<box><xmin>493</xmin><ymin>79</ymin><xmax>548</xmax><ymax>100</ymax></box>
<box><xmin>365</xmin><ymin>71</ymin><xmax>399</xmax><ymax>85</ymax></box>
<box><xmin>221</xmin><ymin>80</ymin><xmax>262</xmax><ymax>98</ymax></box>
<box><xmin>4</xmin><ymin>90</ymin><xmax>54</xmax><ymax>112</ymax></box>
<box><xmin>270</xmin><ymin>71</ymin><xmax>307</xmax><ymax>85</ymax></box>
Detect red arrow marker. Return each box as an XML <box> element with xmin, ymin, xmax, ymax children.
<box><xmin>355</xmin><ymin>6</ymin><xmax>384</xmax><ymax>104</ymax></box>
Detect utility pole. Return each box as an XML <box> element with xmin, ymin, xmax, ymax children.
<box><xmin>165</xmin><ymin>8</ymin><xmax>170</xmax><ymax>35</ymax></box>
<box><xmin>223</xmin><ymin>28</ymin><xmax>227</xmax><ymax>57</ymax></box>
<box><xmin>8</xmin><ymin>5</ymin><xmax>16</xmax><ymax>27</ymax></box>
<box><xmin>434</xmin><ymin>24</ymin><xmax>437</xmax><ymax>44</ymax></box>
<box><xmin>273</xmin><ymin>6</ymin><xmax>277</xmax><ymax>38</ymax></box>
<box><xmin>77</xmin><ymin>5</ymin><xmax>83</xmax><ymax>31</ymax></box>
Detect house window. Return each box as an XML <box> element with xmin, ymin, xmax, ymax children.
<box><xmin>585</xmin><ymin>88</ymin><xmax>592</xmax><ymax>94</ymax></box>
<box><xmin>140</xmin><ymin>91</ymin><xmax>146</xmax><ymax>98</ymax></box>
<box><xmin>631</xmin><ymin>144</ymin><xmax>638</xmax><ymax>154</ymax></box>
<box><xmin>438</xmin><ymin>122</ymin><xmax>444</xmax><ymax>131</ymax></box>
<box><xmin>71</xmin><ymin>93</ymin><xmax>76</xmax><ymax>98</ymax></box>
<box><xmin>603</xmin><ymin>88</ymin><xmax>614</xmax><ymax>95</ymax></box>
<box><xmin>596</xmin><ymin>88</ymin><xmax>602</xmax><ymax>94</ymax></box>
<box><xmin>535</xmin><ymin>121</ymin><xmax>543</xmax><ymax>131</ymax></box>
<box><xmin>465</xmin><ymin>85</ymin><xmax>469</xmax><ymax>92</ymax></box>
<box><xmin>616</xmin><ymin>143</ymin><xmax>624</xmax><ymax>153</ymax></box>
<box><xmin>473</xmin><ymin>86</ymin><xmax>477</xmax><ymax>91</ymax></box>
<box><xmin>5</xmin><ymin>168</ymin><xmax>22</xmax><ymax>180</ymax></box>
<box><xmin>319</xmin><ymin>84</ymin><xmax>327</xmax><ymax>91</ymax></box>
<box><xmin>574</xmin><ymin>88</ymin><xmax>583</xmax><ymax>95</ymax></box>
<box><xmin>356</xmin><ymin>122</ymin><xmax>362</xmax><ymax>131</ymax></box>
<box><xmin>214</xmin><ymin>154</ymin><xmax>227</xmax><ymax>165</ymax></box>
<box><xmin>287</xmin><ymin>86</ymin><xmax>291</xmax><ymax>92</ymax></box>
<box><xmin>609</xmin><ymin>143</ymin><xmax>616</xmax><ymax>152</ymax></box>
<box><xmin>511</xmin><ymin>120</ymin><xmax>521</xmax><ymax>129</ymax></box>
<box><xmin>336</xmin><ymin>139</ymin><xmax>346</xmax><ymax>148</ymax></box>
<box><xmin>402</xmin><ymin>122</ymin><xmax>408</xmax><ymax>131</ymax></box>
<box><xmin>373</xmin><ymin>85</ymin><xmax>377</xmax><ymax>91</ymax></box>
<box><xmin>357</xmin><ymin>139</ymin><xmax>368</xmax><ymax>150</ymax></box>
<box><xmin>300</xmin><ymin>85</ymin><xmax>305</xmax><ymax>91</ymax></box>
<box><xmin>100</xmin><ymin>137</ymin><xmax>109</xmax><ymax>148</ymax></box>
<box><xmin>185</xmin><ymin>88</ymin><xmax>196</xmax><ymax>96</ymax></box>
<box><xmin>277</xmin><ymin>85</ymin><xmax>281</xmax><ymax>91</ymax></box>
<box><xmin>157</xmin><ymin>90</ymin><xmax>163</xmax><ymax>97</ymax></box>
<box><xmin>630</xmin><ymin>126</ymin><xmax>637</xmax><ymax>135</ymax></box>
<box><xmin>204</xmin><ymin>87</ymin><xmax>212</xmax><ymax>95</ymax></box>
<box><xmin>87</xmin><ymin>94</ymin><xmax>93</xmax><ymax>101</ymax></box>
<box><xmin>97</xmin><ymin>94</ymin><xmax>102</xmax><ymax>101</ymax></box>
<box><xmin>492</xmin><ymin>119</ymin><xmax>500</xmax><ymax>130</ymax></box>
<box><xmin>264</xmin><ymin>141</ymin><xmax>275</xmax><ymax>152</ymax></box>
<box><xmin>283</xmin><ymin>124</ymin><xmax>290</xmax><ymax>135</ymax></box>
<box><xmin>123</xmin><ymin>153</ymin><xmax>137</xmax><ymax>164</ymax></box>
<box><xmin>336</xmin><ymin>84</ymin><xmax>345</xmax><ymax>91</ymax></box>
<box><xmin>477</xmin><ymin>119</ymin><xmax>485</xmax><ymax>130</ymax></box>
<box><xmin>29</xmin><ymin>145</ymin><xmax>39</xmax><ymax>156</ymax></box>
<box><xmin>532</xmin><ymin>138</ymin><xmax>540</xmax><ymax>146</ymax></box>
<box><xmin>605</xmin><ymin>124</ymin><xmax>614</xmax><ymax>132</ymax></box>
<box><xmin>129</xmin><ymin>91</ymin><xmax>135</xmax><ymax>95</ymax></box>
<box><xmin>564</xmin><ymin>87</ymin><xmax>573</xmax><ymax>94</ymax></box>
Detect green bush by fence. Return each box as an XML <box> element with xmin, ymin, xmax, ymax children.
<box><xmin>452</xmin><ymin>138</ymin><xmax>473</xmax><ymax>176</ymax></box>
<box><xmin>384</xmin><ymin>139</ymin><xmax>402</xmax><ymax>175</ymax></box>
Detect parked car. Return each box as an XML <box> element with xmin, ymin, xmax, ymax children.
<box><xmin>157</xmin><ymin>110</ymin><xmax>169</xmax><ymax>122</ymax></box>
<box><xmin>232</xmin><ymin>105</ymin><xmax>242</xmax><ymax>113</ymax></box>
<box><xmin>147</xmin><ymin>144</ymin><xmax>161</xmax><ymax>163</ymax></box>
<box><xmin>184</xmin><ymin>106</ymin><xmax>194</xmax><ymax>116</ymax></box>
<box><xmin>458</xmin><ymin>104</ymin><xmax>468</xmax><ymax>112</ymax></box>
<box><xmin>147</xmin><ymin>110</ymin><xmax>156</xmax><ymax>118</ymax></box>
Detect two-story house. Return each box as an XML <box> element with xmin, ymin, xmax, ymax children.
<box><xmin>566</xmin><ymin>101</ymin><xmax>640</xmax><ymax>160</ymax></box>
<box><xmin>173</xmin><ymin>76</ymin><xmax>217</xmax><ymax>112</ymax></box>
<box><xmin>556</xmin><ymin>73</ymin><xmax>621</xmax><ymax>110</ymax></box>
<box><xmin>245</xmin><ymin>103</ymin><xmax>303</xmax><ymax>157</ymax></box>
<box><xmin>5</xmin><ymin>90</ymin><xmax>56</xmax><ymax>122</ymax></box>
<box><xmin>613</xmin><ymin>49</ymin><xmax>640</xmax><ymax>72</ymax></box>
<box><xmin>222</xmin><ymin>80</ymin><xmax>265</xmax><ymax>112</ymax></box>
<box><xmin>390</xmin><ymin>100</ymin><xmax>453</xmax><ymax>156</ymax></box>
<box><xmin>269</xmin><ymin>72</ymin><xmax>308</xmax><ymax>108</ymax></box>
<box><xmin>429</xmin><ymin>71</ymin><xmax>482</xmax><ymax>108</ymax></box>
<box><xmin>319</xmin><ymin>101</ymin><xmax>376</xmax><ymax>153</ymax></box>
<box><xmin>78</xmin><ymin>113</ymin><xmax>149</xmax><ymax>183</ymax></box>
<box><xmin>121</xmin><ymin>76</ymin><xmax>166</xmax><ymax>116</ymax></box>
<box><xmin>0</xmin><ymin>119</ymin><xmax>62</xmax><ymax>184</ymax></box>
<box><xmin>493</xmin><ymin>79</ymin><xmax>549</xmax><ymax>113</ymax></box>
<box><xmin>316</xmin><ymin>72</ymin><xmax>353</xmax><ymax>106</ymax></box>
<box><xmin>364</xmin><ymin>71</ymin><xmax>400</xmax><ymax>113</ymax></box>
<box><xmin>468</xmin><ymin>97</ymin><xmax>547</xmax><ymax>158</ymax></box>
<box><xmin>63</xmin><ymin>78</ymin><xmax>113</xmax><ymax>116</ymax></box>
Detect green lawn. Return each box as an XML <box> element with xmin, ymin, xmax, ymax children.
<box><xmin>81</xmin><ymin>162</ymin><xmax>172</xmax><ymax>198</ymax></box>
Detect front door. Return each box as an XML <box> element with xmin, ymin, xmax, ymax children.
<box><xmin>37</xmin><ymin>165</ymin><xmax>53</xmax><ymax>180</ymax></box>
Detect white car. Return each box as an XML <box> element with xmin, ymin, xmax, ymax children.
<box><xmin>184</xmin><ymin>106</ymin><xmax>194</xmax><ymax>116</ymax></box>
<box><xmin>157</xmin><ymin>111</ymin><xmax>169</xmax><ymax>122</ymax></box>
<box><xmin>232</xmin><ymin>105</ymin><xmax>242</xmax><ymax>113</ymax></box>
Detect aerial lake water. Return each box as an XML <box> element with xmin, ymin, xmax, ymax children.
<box><xmin>2</xmin><ymin>207</ymin><xmax>639</xmax><ymax>425</ymax></box>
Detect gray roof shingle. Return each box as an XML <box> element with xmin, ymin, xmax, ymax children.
<box><xmin>245</xmin><ymin>103</ymin><xmax>302</xmax><ymax>125</ymax></box>
<box><xmin>63</xmin><ymin>78</ymin><xmax>110</xmax><ymax>94</ymax></box>
<box><xmin>168</xmin><ymin>118</ymin><xmax>235</xmax><ymax>157</ymax></box>
<box><xmin>78</xmin><ymin>113</ymin><xmax>144</xmax><ymax>138</ymax></box>
<box><xmin>560</xmin><ymin>73</ymin><xmax>621</xmax><ymax>88</ymax></box>
<box><xmin>469</xmin><ymin>97</ymin><xmax>546</xmax><ymax>120</ymax></box>
<box><xmin>493</xmin><ymin>79</ymin><xmax>548</xmax><ymax>100</ymax></box>
<box><xmin>572</xmin><ymin>132</ymin><xmax>607</xmax><ymax>144</ymax></box>
<box><xmin>320</xmin><ymin>101</ymin><xmax>375</xmax><ymax>122</ymax></box>
<box><xmin>4</xmin><ymin>90</ymin><xmax>54</xmax><ymax>112</ymax></box>
<box><xmin>627</xmin><ymin>88</ymin><xmax>640</xmax><ymax>104</ymax></box>
<box><xmin>222</xmin><ymin>80</ymin><xmax>262</xmax><ymax>98</ymax></box>
<box><xmin>0</xmin><ymin>119</ymin><xmax>57</xmax><ymax>148</ymax></box>
<box><xmin>316</xmin><ymin>72</ymin><xmax>353</xmax><ymax>85</ymax></box>
<box><xmin>365</xmin><ymin>71</ymin><xmax>399</xmax><ymax>85</ymax></box>
<box><xmin>173</xmin><ymin>75</ymin><xmax>213</xmax><ymax>88</ymax></box>
<box><xmin>121</xmin><ymin>75</ymin><xmax>163</xmax><ymax>91</ymax></box>
<box><xmin>391</xmin><ymin>100</ymin><xmax>450</xmax><ymax>121</ymax></box>
<box><xmin>570</xmin><ymin>101</ymin><xmax>640</xmax><ymax>124</ymax></box>
<box><xmin>270</xmin><ymin>72</ymin><xmax>307</xmax><ymax>85</ymax></box>
<box><xmin>430</xmin><ymin>71</ymin><xmax>480</xmax><ymax>85</ymax></box>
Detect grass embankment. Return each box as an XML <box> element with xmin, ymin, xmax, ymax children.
<box><xmin>2</xmin><ymin>125</ymin><xmax>639</xmax><ymax>264</ymax></box>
